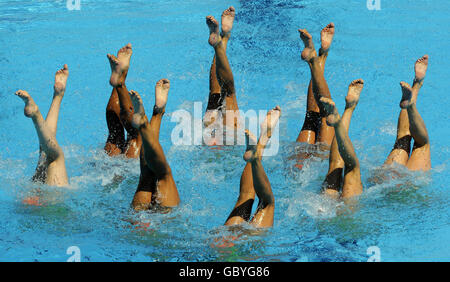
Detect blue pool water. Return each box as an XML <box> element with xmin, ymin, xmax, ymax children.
<box><xmin>0</xmin><ymin>0</ymin><xmax>449</xmax><ymax>261</ymax></box>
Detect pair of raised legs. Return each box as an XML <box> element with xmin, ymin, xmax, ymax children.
<box><xmin>106</xmin><ymin>44</ymin><xmax>179</xmax><ymax>211</ymax></box>
<box><xmin>384</xmin><ymin>55</ymin><xmax>430</xmax><ymax>171</ymax></box>
<box><xmin>105</xmin><ymin>44</ymin><xmax>141</xmax><ymax>158</ymax></box>
<box><xmin>128</xmin><ymin>81</ymin><xmax>180</xmax><ymax>211</ymax></box>
<box><xmin>299</xmin><ymin>26</ymin><xmax>364</xmax><ymax>199</ymax></box>
<box><xmin>225</xmin><ymin>107</ymin><xmax>281</xmax><ymax>228</ymax></box>
<box><xmin>15</xmin><ymin>65</ymin><xmax>70</xmax><ymax>187</ymax></box>
<box><xmin>203</xmin><ymin>7</ymin><xmax>240</xmax><ymax>143</ymax></box>
<box><xmin>296</xmin><ymin>23</ymin><xmax>336</xmax><ymax>147</ymax></box>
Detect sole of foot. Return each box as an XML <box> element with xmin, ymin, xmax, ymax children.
<box><xmin>108</xmin><ymin>43</ymin><xmax>132</xmax><ymax>87</ymax></box>
<box><xmin>206</xmin><ymin>16</ymin><xmax>221</xmax><ymax>47</ymax></box>
<box><xmin>129</xmin><ymin>90</ymin><xmax>147</xmax><ymax>129</ymax></box>
<box><xmin>320</xmin><ymin>22</ymin><xmax>335</xmax><ymax>55</ymax></box>
<box><xmin>345</xmin><ymin>79</ymin><xmax>364</xmax><ymax>109</ymax></box>
<box><xmin>15</xmin><ymin>90</ymin><xmax>39</xmax><ymax>118</ymax></box>
<box><xmin>155</xmin><ymin>79</ymin><xmax>170</xmax><ymax>111</ymax></box>
<box><xmin>320</xmin><ymin>97</ymin><xmax>340</xmax><ymax>126</ymax></box>
<box><xmin>298</xmin><ymin>29</ymin><xmax>317</xmax><ymax>62</ymax></box>
<box><xmin>54</xmin><ymin>64</ymin><xmax>69</xmax><ymax>95</ymax></box>
<box><xmin>221</xmin><ymin>6</ymin><xmax>235</xmax><ymax>37</ymax></box>
<box><xmin>414</xmin><ymin>55</ymin><xmax>429</xmax><ymax>84</ymax></box>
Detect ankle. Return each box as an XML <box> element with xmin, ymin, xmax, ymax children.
<box><xmin>153</xmin><ymin>105</ymin><xmax>165</xmax><ymax>116</ymax></box>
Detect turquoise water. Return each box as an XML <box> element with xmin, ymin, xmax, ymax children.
<box><xmin>0</xmin><ymin>0</ymin><xmax>449</xmax><ymax>261</ymax></box>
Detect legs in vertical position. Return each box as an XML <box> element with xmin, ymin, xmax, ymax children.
<box><xmin>297</xmin><ymin>23</ymin><xmax>335</xmax><ymax>145</ymax></box>
<box><xmin>206</xmin><ymin>7</ymin><xmax>239</xmax><ymax>131</ymax></box>
<box><xmin>129</xmin><ymin>79</ymin><xmax>180</xmax><ymax>211</ymax></box>
<box><xmin>384</xmin><ymin>55</ymin><xmax>430</xmax><ymax>171</ymax></box>
<box><xmin>401</xmin><ymin>55</ymin><xmax>431</xmax><ymax>171</ymax></box>
<box><xmin>105</xmin><ymin>43</ymin><xmax>142</xmax><ymax>158</ymax></box>
<box><xmin>383</xmin><ymin>109</ymin><xmax>411</xmax><ymax>167</ymax></box>
<box><xmin>203</xmin><ymin>7</ymin><xmax>234</xmax><ymax>127</ymax></box>
<box><xmin>15</xmin><ymin>65</ymin><xmax>69</xmax><ymax>187</ymax></box>
<box><xmin>225</xmin><ymin>106</ymin><xmax>281</xmax><ymax>228</ymax></box>
<box><xmin>105</xmin><ymin>88</ymin><xmax>126</xmax><ymax>156</ymax></box>
<box><xmin>321</xmin><ymin>80</ymin><xmax>364</xmax><ymax>199</ymax></box>
<box><xmin>298</xmin><ymin>24</ymin><xmax>335</xmax><ymax>146</ymax></box>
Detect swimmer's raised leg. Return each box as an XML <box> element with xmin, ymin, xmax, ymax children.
<box><xmin>247</xmin><ymin>106</ymin><xmax>281</xmax><ymax>227</ymax></box>
<box><xmin>129</xmin><ymin>81</ymin><xmax>179</xmax><ymax>211</ymax></box>
<box><xmin>46</xmin><ymin>64</ymin><xmax>69</xmax><ymax>136</ymax></box>
<box><xmin>204</xmin><ymin>7</ymin><xmax>235</xmax><ymax>127</ymax></box>
<box><xmin>298</xmin><ymin>27</ymin><xmax>334</xmax><ymax>146</ymax></box>
<box><xmin>15</xmin><ymin>90</ymin><xmax>68</xmax><ymax>186</ymax></box>
<box><xmin>106</xmin><ymin>43</ymin><xmax>141</xmax><ymax>158</ymax></box>
<box><xmin>104</xmin><ymin>88</ymin><xmax>125</xmax><ymax>156</ymax></box>
<box><xmin>322</xmin><ymin>80</ymin><xmax>363</xmax><ymax>198</ymax></box>
<box><xmin>224</xmin><ymin>162</ymin><xmax>255</xmax><ymax>225</ymax></box>
<box><xmin>207</xmin><ymin>10</ymin><xmax>239</xmax><ymax>130</ymax></box>
<box><xmin>321</xmin><ymin>80</ymin><xmax>363</xmax><ymax>199</ymax></box>
<box><xmin>225</xmin><ymin>107</ymin><xmax>280</xmax><ymax>228</ymax></box>
<box><xmin>296</xmin><ymin>23</ymin><xmax>335</xmax><ymax>144</ymax></box>
<box><xmin>400</xmin><ymin>56</ymin><xmax>431</xmax><ymax>171</ymax></box>
<box><xmin>384</xmin><ymin>109</ymin><xmax>411</xmax><ymax>166</ymax></box>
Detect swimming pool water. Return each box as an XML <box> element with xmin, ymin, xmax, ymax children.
<box><xmin>0</xmin><ymin>0</ymin><xmax>449</xmax><ymax>261</ymax></box>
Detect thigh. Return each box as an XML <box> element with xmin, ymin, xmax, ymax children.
<box><xmin>250</xmin><ymin>203</ymin><xmax>274</xmax><ymax>228</ymax></box>
<box><xmin>341</xmin><ymin>168</ymin><xmax>363</xmax><ymax>199</ymax></box>
<box><xmin>132</xmin><ymin>155</ymin><xmax>157</xmax><ymax>211</ymax></box>
<box><xmin>154</xmin><ymin>172</ymin><xmax>180</xmax><ymax>208</ymax></box>
<box><xmin>406</xmin><ymin>143</ymin><xmax>431</xmax><ymax>171</ymax></box>
<box><xmin>384</xmin><ymin>135</ymin><xmax>411</xmax><ymax>166</ymax></box>
<box><xmin>384</xmin><ymin>149</ymin><xmax>409</xmax><ymax>166</ymax></box>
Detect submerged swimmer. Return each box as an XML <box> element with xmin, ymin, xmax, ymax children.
<box><xmin>224</xmin><ymin>106</ymin><xmax>281</xmax><ymax>228</ymax></box>
<box><xmin>319</xmin><ymin>80</ymin><xmax>365</xmax><ymax>199</ymax></box>
<box><xmin>15</xmin><ymin>65</ymin><xmax>70</xmax><ymax>187</ymax></box>
<box><xmin>293</xmin><ymin>24</ymin><xmax>336</xmax><ymax>168</ymax></box>
<box><xmin>105</xmin><ymin>43</ymin><xmax>141</xmax><ymax>158</ymax></box>
<box><xmin>128</xmin><ymin>80</ymin><xmax>180</xmax><ymax>211</ymax></box>
<box><xmin>204</xmin><ymin>7</ymin><xmax>240</xmax><ymax>145</ymax></box>
<box><xmin>296</xmin><ymin>23</ymin><xmax>336</xmax><ymax>147</ymax></box>
<box><xmin>297</xmin><ymin>25</ymin><xmax>364</xmax><ymax>200</ymax></box>
<box><xmin>383</xmin><ymin>55</ymin><xmax>431</xmax><ymax>172</ymax></box>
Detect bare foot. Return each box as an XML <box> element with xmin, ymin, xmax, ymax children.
<box><xmin>259</xmin><ymin>106</ymin><xmax>282</xmax><ymax>146</ymax></box>
<box><xmin>15</xmin><ymin>90</ymin><xmax>39</xmax><ymax>118</ymax></box>
<box><xmin>320</xmin><ymin>97</ymin><xmax>341</xmax><ymax>126</ymax></box>
<box><xmin>221</xmin><ymin>6</ymin><xmax>235</xmax><ymax>36</ymax></box>
<box><xmin>298</xmin><ymin>29</ymin><xmax>317</xmax><ymax>62</ymax></box>
<box><xmin>155</xmin><ymin>78</ymin><xmax>170</xmax><ymax>112</ymax></box>
<box><xmin>399</xmin><ymin>82</ymin><xmax>414</xmax><ymax>109</ymax></box>
<box><xmin>414</xmin><ymin>55</ymin><xmax>428</xmax><ymax>83</ymax></box>
<box><xmin>107</xmin><ymin>43</ymin><xmax>132</xmax><ymax>87</ymax></box>
<box><xmin>54</xmin><ymin>64</ymin><xmax>69</xmax><ymax>95</ymax></box>
<box><xmin>244</xmin><ymin>106</ymin><xmax>281</xmax><ymax>161</ymax></box>
<box><xmin>345</xmin><ymin>79</ymin><xmax>364</xmax><ymax>109</ymax></box>
<box><xmin>129</xmin><ymin>90</ymin><xmax>147</xmax><ymax>129</ymax></box>
<box><xmin>320</xmin><ymin>22</ymin><xmax>335</xmax><ymax>55</ymax></box>
<box><xmin>206</xmin><ymin>16</ymin><xmax>221</xmax><ymax>47</ymax></box>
